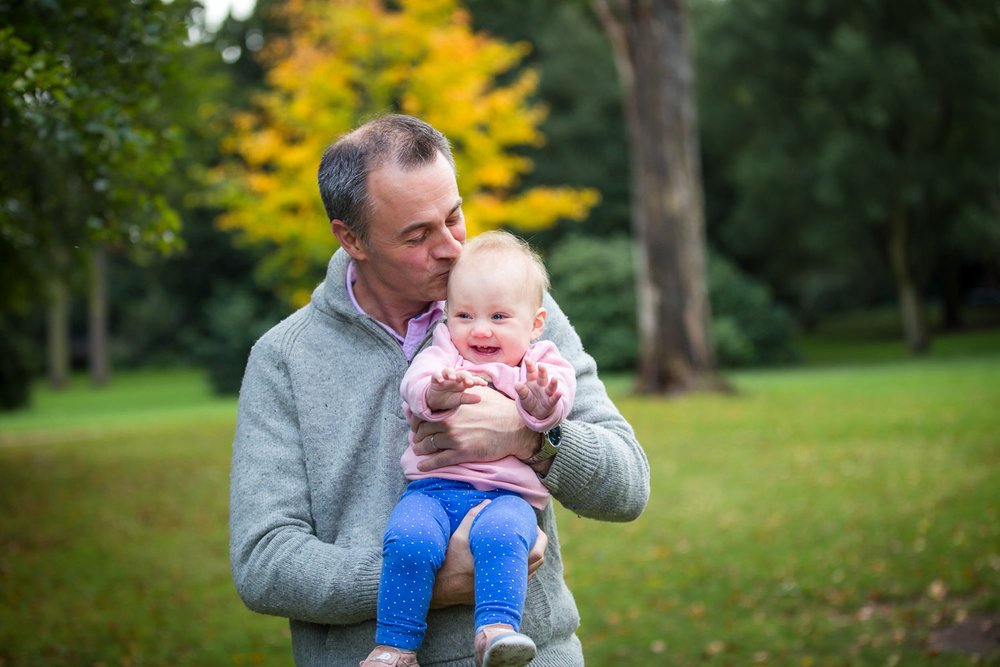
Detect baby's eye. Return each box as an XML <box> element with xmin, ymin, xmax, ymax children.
<box><xmin>455</xmin><ymin>312</ymin><xmax>472</xmax><ymax>320</ymax></box>
<box><xmin>491</xmin><ymin>313</ymin><xmax>506</xmax><ymax>321</ymax></box>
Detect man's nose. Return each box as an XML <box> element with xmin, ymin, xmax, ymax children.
<box><xmin>433</xmin><ymin>226</ymin><xmax>463</xmax><ymax>260</ymax></box>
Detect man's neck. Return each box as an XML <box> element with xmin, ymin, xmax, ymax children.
<box><xmin>350</xmin><ymin>269</ymin><xmax>429</xmax><ymax>337</ymax></box>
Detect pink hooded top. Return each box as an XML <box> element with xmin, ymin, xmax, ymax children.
<box><xmin>399</xmin><ymin>323</ymin><xmax>576</xmax><ymax>509</ymax></box>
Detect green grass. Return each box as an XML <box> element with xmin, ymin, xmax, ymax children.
<box><xmin>0</xmin><ymin>370</ymin><xmax>287</xmax><ymax>666</ymax></box>
<box><xmin>1</xmin><ymin>331</ymin><xmax>998</xmax><ymax>666</ymax></box>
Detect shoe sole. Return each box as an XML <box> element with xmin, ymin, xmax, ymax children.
<box><xmin>482</xmin><ymin>635</ymin><xmax>537</xmax><ymax>667</ymax></box>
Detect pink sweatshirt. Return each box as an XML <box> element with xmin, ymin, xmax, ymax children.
<box><xmin>399</xmin><ymin>323</ymin><xmax>576</xmax><ymax>509</ymax></box>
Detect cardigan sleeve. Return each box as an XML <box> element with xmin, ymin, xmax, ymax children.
<box><xmin>537</xmin><ymin>294</ymin><xmax>650</xmax><ymax>522</ymax></box>
<box><xmin>228</xmin><ymin>329</ymin><xmax>382</xmax><ymax>626</ymax></box>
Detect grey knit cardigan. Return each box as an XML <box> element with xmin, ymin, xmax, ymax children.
<box><xmin>229</xmin><ymin>249</ymin><xmax>650</xmax><ymax>666</ymax></box>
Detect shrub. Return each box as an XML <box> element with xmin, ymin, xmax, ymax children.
<box><xmin>708</xmin><ymin>253</ymin><xmax>799</xmax><ymax>367</ymax></box>
<box><xmin>0</xmin><ymin>318</ymin><xmax>34</xmax><ymax>410</ymax></box>
<box><xmin>547</xmin><ymin>234</ymin><xmax>798</xmax><ymax>371</ymax></box>
<box><xmin>195</xmin><ymin>288</ymin><xmax>282</xmax><ymax>395</ymax></box>
<box><xmin>547</xmin><ymin>235</ymin><xmax>638</xmax><ymax>372</ymax></box>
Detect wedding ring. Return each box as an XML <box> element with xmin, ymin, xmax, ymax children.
<box><xmin>430</xmin><ymin>435</ymin><xmax>438</xmax><ymax>451</ymax></box>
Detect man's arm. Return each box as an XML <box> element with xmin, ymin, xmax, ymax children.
<box><xmin>413</xmin><ymin>294</ymin><xmax>650</xmax><ymax>522</ymax></box>
<box><xmin>229</xmin><ymin>334</ymin><xmax>381</xmax><ymax>625</ymax></box>
<box><xmin>530</xmin><ymin>294</ymin><xmax>649</xmax><ymax>520</ymax></box>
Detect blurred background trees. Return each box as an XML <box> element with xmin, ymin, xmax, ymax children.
<box><xmin>1</xmin><ymin>0</ymin><xmax>197</xmax><ymax>405</ymax></box>
<box><xmin>694</xmin><ymin>0</ymin><xmax>1000</xmax><ymax>352</ymax></box>
<box><xmin>1</xmin><ymin>0</ymin><xmax>997</xmax><ymax>407</ymax></box>
<box><xmin>215</xmin><ymin>0</ymin><xmax>598</xmax><ymax>305</ymax></box>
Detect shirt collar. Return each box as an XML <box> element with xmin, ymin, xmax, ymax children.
<box><xmin>346</xmin><ymin>260</ymin><xmax>445</xmax><ymax>360</ymax></box>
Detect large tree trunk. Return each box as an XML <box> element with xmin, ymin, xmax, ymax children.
<box><xmin>89</xmin><ymin>246</ymin><xmax>110</xmax><ymax>386</ymax></box>
<box><xmin>888</xmin><ymin>206</ymin><xmax>930</xmax><ymax>354</ymax></box>
<box><xmin>594</xmin><ymin>0</ymin><xmax>717</xmax><ymax>394</ymax></box>
<box><xmin>47</xmin><ymin>277</ymin><xmax>70</xmax><ymax>390</ymax></box>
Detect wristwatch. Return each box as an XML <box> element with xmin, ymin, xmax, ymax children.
<box><xmin>523</xmin><ymin>425</ymin><xmax>562</xmax><ymax>465</ymax></box>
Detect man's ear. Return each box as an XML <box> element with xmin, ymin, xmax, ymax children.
<box><xmin>530</xmin><ymin>307</ymin><xmax>548</xmax><ymax>341</ymax></box>
<box><xmin>331</xmin><ymin>219</ymin><xmax>367</xmax><ymax>261</ymax></box>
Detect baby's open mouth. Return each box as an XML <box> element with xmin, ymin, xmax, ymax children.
<box><xmin>471</xmin><ymin>345</ymin><xmax>500</xmax><ymax>355</ymax></box>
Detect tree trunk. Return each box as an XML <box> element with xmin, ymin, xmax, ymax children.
<box><xmin>594</xmin><ymin>0</ymin><xmax>717</xmax><ymax>394</ymax></box>
<box><xmin>888</xmin><ymin>206</ymin><xmax>930</xmax><ymax>354</ymax></box>
<box><xmin>47</xmin><ymin>277</ymin><xmax>70</xmax><ymax>390</ymax></box>
<box><xmin>89</xmin><ymin>246</ymin><xmax>110</xmax><ymax>386</ymax></box>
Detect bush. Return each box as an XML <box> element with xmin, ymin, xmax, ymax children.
<box><xmin>547</xmin><ymin>234</ymin><xmax>798</xmax><ymax>371</ymax></box>
<box><xmin>0</xmin><ymin>318</ymin><xmax>34</xmax><ymax>410</ymax></box>
<box><xmin>195</xmin><ymin>287</ymin><xmax>282</xmax><ymax>395</ymax></box>
<box><xmin>547</xmin><ymin>235</ymin><xmax>638</xmax><ymax>372</ymax></box>
<box><xmin>708</xmin><ymin>253</ymin><xmax>799</xmax><ymax>367</ymax></box>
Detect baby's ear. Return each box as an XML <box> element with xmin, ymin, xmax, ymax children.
<box><xmin>530</xmin><ymin>307</ymin><xmax>547</xmax><ymax>341</ymax></box>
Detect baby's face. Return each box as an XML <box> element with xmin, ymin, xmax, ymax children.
<box><xmin>445</xmin><ymin>258</ymin><xmax>544</xmax><ymax>367</ymax></box>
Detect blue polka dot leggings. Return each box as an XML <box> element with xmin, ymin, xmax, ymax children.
<box><xmin>376</xmin><ymin>478</ymin><xmax>539</xmax><ymax>650</ymax></box>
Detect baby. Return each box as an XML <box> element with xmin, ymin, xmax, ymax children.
<box><xmin>361</xmin><ymin>231</ymin><xmax>576</xmax><ymax>667</ymax></box>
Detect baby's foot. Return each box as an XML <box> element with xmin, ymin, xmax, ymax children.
<box><xmin>360</xmin><ymin>645</ymin><xmax>420</xmax><ymax>667</ymax></box>
<box><xmin>474</xmin><ymin>624</ymin><xmax>536</xmax><ymax>667</ymax></box>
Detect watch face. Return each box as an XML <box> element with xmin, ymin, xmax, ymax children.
<box><xmin>546</xmin><ymin>425</ymin><xmax>562</xmax><ymax>447</ymax></box>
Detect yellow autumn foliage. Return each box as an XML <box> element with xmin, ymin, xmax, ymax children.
<box><xmin>215</xmin><ymin>0</ymin><xmax>599</xmax><ymax>305</ymax></box>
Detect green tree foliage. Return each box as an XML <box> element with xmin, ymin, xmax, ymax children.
<box><xmin>0</xmin><ymin>0</ymin><xmax>195</xmax><ymax>306</ymax></box>
<box><xmin>694</xmin><ymin>0</ymin><xmax>1000</xmax><ymax>344</ymax></box>
<box><xmin>465</xmin><ymin>0</ymin><xmax>631</xmax><ymax>248</ymax></box>
<box><xmin>107</xmin><ymin>5</ymin><xmax>288</xmax><ymax>384</ymax></box>
<box><xmin>0</xmin><ymin>0</ymin><xmax>198</xmax><ymax>405</ymax></box>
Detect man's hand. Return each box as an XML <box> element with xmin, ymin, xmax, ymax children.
<box><xmin>426</xmin><ymin>368</ymin><xmax>489</xmax><ymax>412</ymax></box>
<box><xmin>430</xmin><ymin>500</ymin><xmax>549</xmax><ymax>609</ymax></box>
<box><xmin>514</xmin><ymin>358</ymin><xmax>563</xmax><ymax>421</ymax></box>
<box><xmin>410</xmin><ymin>386</ymin><xmax>540</xmax><ymax>472</ymax></box>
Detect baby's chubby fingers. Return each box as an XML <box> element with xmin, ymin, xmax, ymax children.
<box><xmin>524</xmin><ymin>357</ymin><xmax>538</xmax><ymax>382</ymax></box>
<box><xmin>534</xmin><ymin>363</ymin><xmax>550</xmax><ymax>387</ymax></box>
<box><xmin>513</xmin><ymin>382</ymin><xmax>531</xmax><ymax>405</ymax></box>
<box><xmin>454</xmin><ymin>370</ymin><xmax>488</xmax><ymax>389</ymax></box>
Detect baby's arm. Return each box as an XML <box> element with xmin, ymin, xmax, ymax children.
<box><xmin>426</xmin><ymin>368</ymin><xmax>489</xmax><ymax>412</ymax></box>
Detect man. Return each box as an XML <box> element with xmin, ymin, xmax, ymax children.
<box><xmin>229</xmin><ymin>114</ymin><xmax>649</xmax><ymax>666</ymax></box>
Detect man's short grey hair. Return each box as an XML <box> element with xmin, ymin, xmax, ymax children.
<box><xmin>318</xmin><ymin>114</ymin><xmax>456</xmax><ymax>245</ymax></box>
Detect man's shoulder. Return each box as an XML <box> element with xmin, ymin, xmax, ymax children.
<box><xmin>250</xmin><ymin>303</ymin><xmax>317</xmax><ymax>358</ymax></box>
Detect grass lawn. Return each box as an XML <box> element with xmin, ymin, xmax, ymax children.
<box><xmin>1</xmin><ymin>328</ymin><xmax>998</xmax><ymax>666</ymax></box>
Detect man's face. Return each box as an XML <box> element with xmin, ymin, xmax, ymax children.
<box><xmin>354</xmin><ymin>152</ymin><xmax>466</xmax><ymax>307</ymax></box>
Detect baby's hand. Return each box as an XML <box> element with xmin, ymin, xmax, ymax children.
<box><xmin>515</xmin><ymin>358</ymin><xmax>563</xmax><ymax>420</ymax></box>
<box><xmin>426</xmin><ymin>368</ymin><xmax>489</xmax><ymax>412</ymax></box>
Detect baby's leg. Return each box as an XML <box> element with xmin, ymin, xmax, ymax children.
<box><xmin>468</xmin><ymin>494</ymin><xmax>538</xmax><ymax>631</ymax></box>
<box><xmin>376</xmin><ymin>490</ymin><xmax>450</xmax><ymax>650</ymax></box>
